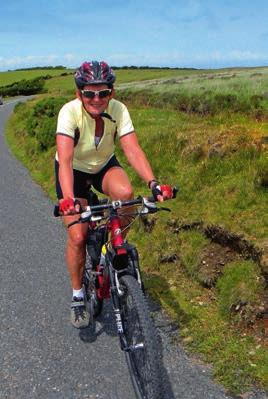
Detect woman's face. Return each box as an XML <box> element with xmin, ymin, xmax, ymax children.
<box><xmin>77</xmin><ymin>84</ymin><xmax>113</xmax><ymax>117</ymax></box>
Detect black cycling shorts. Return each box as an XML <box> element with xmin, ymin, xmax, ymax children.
<box><xmin>55</xmin><ymin>155</ymin><xmax>122</xmax><ymax>200</ymax></box>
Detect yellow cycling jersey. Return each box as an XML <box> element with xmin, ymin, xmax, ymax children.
<box><xmin>55</xmin><ymin>98</ymin><xmax>134</xmax><ymax>174</ymax></box>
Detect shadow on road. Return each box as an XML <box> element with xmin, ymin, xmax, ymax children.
<box><xmin>78</xmin><ymin>300</ymin><xmax>117</xmax><ymax>343</ymax></box>
<box><xmin>149</xmin><ymin>299</ymin><xmax>177</xmax><ymax>399</ymax></box>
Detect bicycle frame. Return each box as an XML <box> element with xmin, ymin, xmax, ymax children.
<box><xmin>86</xmin><ymin>207</ymin><xmax>143</xmax><ymax>350</ymax></box>
<box><xmin>54</xmin><ymin>193</ymin><xmax>176</xmax><ymax>351</ymax></box>
<box><xmin>54</xmin><ymin>192</ymin><xmax>177</xmax><ymax>399</ymax></box>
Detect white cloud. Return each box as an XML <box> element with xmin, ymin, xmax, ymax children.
<box><xmin>63</xmin><ymin>53</ymin><xmax>78</xmax><ymax>63</ymax></box>
<box><xmin>0</xmin><ymin>53</ymin><xmax>80</xmax><ymax>70</ymax></box>
<box><xmin>0</xmin><ymin>50</ymin><xmax>267</xmax><ymax>71</ymax></box>
<box><xmin>107</xmin><ymin>50</ymin><xmax>268</xmax><ymax>67</ymax></box>
<box><xmin>206</xmin><ymin>50</ymin><xmax>266</xmax><ymax>62</ymax></box>
<box><xmin>0</xmin><ymin>54</ymin><xmax>58</xmax><ymax>69</ymax></box>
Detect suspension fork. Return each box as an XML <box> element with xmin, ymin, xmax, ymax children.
<box><xmin>107</xmin><ymin>211</ymin><xmax>132</xmax><ymax>350</ymax></box>
<box><xmin>106</xmin><ymin>258</ymin><xmax>128</xmax><ymax>350</ymax></box>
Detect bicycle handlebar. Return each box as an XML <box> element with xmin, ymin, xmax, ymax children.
<box><xmin>53</xmin><ymin>187</ymin><xmax>178</xmax><ymax>218</ymax></box>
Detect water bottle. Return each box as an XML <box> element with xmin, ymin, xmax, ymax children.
<box><xmin>99</xmin><ymin>245</ymin><xmax>106</xmax><ymax>267</ymax></box>
<box><xmin>97</xmin><ymin>245</ymin><xmax>110</xmax><ymax>299</ymax></box>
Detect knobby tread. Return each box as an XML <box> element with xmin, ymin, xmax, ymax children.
<box><xmin>119</xmin><ymin>275</ymin><xmax>162</xmax><ymax>399</ymax></box>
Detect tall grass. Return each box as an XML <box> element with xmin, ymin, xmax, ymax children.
<box><xmin>116</xmin><ymin>67</ymin><xmax>268</xmax><ymax>117</ymax></box>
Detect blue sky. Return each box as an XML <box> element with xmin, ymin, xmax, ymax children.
<box><xmin>0</xmin><ymin>0</ymin><xmax>267</xmax><ymax>71</ymax></box>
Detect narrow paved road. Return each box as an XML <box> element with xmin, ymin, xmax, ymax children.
<box><xmin>0</xmin><ymin>99</ymin><xmax>265</xmax><ymax>399</ymax></box>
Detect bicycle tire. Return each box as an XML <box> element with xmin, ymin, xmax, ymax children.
<box><xmin>119</xmin><ymin>275</ymin><xmax>162</xmax><ymax>399</ymax></box>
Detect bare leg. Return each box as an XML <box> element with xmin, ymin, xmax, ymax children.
<box><xmin>63</xmin><ymin>198</ymin><xmax>88</xmax><ymax>290</ymax></box>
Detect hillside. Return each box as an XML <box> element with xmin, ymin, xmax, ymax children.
<box><xmin>0</xmin><ymin>67</ymin><xmax>73</xmax><ymax>87</ymax></box>
<box><xmin>4</xmin><ymin>66</ymin><xmax>268</xmax><ymax>394</ymax></box>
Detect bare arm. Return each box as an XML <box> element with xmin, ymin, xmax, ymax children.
<box><xmin>56</xmin><ymin>134</ymin><xmax>75</xmax><ymax>198</ymax></box>
<box><xmin>119</xmin><ymin>132</ymin><xmax>156</xmax><ymax>186</ymax></box>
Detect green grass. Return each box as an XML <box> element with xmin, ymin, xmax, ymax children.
<box><xmin>4</xmin><ymin>67</ymin><xmax>268</xmax><ymax>394</ymax></box>
<box><xmin>39</xmin><ymin>66</ymin><xmax>268</xmax><ymax>104</ymax></box>
<box><xmin>0</xmin><ymin>68</ymin><xmax>73</xmax><ymax>87</ymax></box>
<box><xmin>115</xmin><ymin>67</ymin><xmax>268</xmax><ymax>117</ymax></box>
<box><xmin>216</xmin><ymin>260</ymin><xmax>265</xmax><ymax>317</ymax></box>
<box><xmin>177</xmin><ymin>230</ymin><xmax>209</xmax><ymax>277</ymax></box>
<box><xmin>3</xmin><ymin>66</ymin><xmax>266</xmax><ymax>118</ymax></box>
<box><xmin>43</xmin><ymin>68</ymin><xmax>206</xmax><ymax>95</ymax></box>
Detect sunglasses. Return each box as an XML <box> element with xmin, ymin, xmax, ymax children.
<box><xmin>81</xmin><ymin>89</ymin><xmax>112</xmax><ymax>99</ymax></box>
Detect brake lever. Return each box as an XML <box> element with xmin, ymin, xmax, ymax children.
<box><xmin>142</xmin><ymin>197</ymin><xmax>158</xmax><ymax>213</ymax></box>
<box><xmin>172</xmin><ymin>186</ymin><xmax>179</xmax><ymax>198</ymax></box>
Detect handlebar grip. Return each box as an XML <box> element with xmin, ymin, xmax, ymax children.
<box><xmin>54</xmin><ymin>205</ymin><xmax>61</xmax><ymax>217</ymax></box>
<box><xmin>53</xmin><ymin>199</ymin><xmax>83</xmax><ymax>217</ymax></box>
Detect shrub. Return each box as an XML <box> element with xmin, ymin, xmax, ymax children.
<box><xmin>0</xmin><ymin>77</ymin><xmax>45</xmax><ymax>96</ymax></box>
<box><xmin>117</xmin><ymin>88</ymin><xmax>268</xmax><ymax>118</ymax></box>
<box><xmin>14</xmin><ymin>96</ymin><xmax>68</xmax><ymax>151</ymax></box>
<box><xmin>35</xmin><ymin>117</ymin><xmax>57</xmax><ymax>150</ymax></box>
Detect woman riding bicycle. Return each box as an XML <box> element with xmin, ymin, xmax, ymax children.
<box><xmin>55</xmin><ymin>60</ymin><xmax>173</xmax><ymax>328</ymax></box>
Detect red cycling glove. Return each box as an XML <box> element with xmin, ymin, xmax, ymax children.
<box><xmin>151</xmin><ymin>182</ymin><xmax>173</xmax><ymax>201</ymax></box>
<box><xmin>59</xmin><ymin>198</ymin><xmax>76</xmax><ymax>213</ymax></box>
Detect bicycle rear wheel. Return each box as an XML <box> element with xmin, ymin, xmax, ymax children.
<box><xmin>119</xmin><ymin>275</ymin><xmax>162</xmax><ymax>399</ymax></box>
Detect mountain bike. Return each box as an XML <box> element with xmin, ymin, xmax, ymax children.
<box><xmin>54</xmin><ymin>189</ymin><xmax>177</xmax><ymax>399</ymax></box>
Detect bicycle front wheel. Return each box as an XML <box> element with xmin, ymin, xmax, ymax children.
<box><xmin>119</xmin><ymin>275</ymin><xmax>162</xmax><ymax>399</ymax></box>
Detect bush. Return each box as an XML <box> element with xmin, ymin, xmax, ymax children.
<box><xmin>35</xmin><ymin>117</ymin><xmax>58</xmax><ymax>150</ymax></box>
<box><xmin>117</xmin><ymin>88</ymin><xmax>267</xmax><ymax>117</ymax></box>
<box><xmin>0</xmin><ymin>77</ymin><xmax>46</xmax><ymax>96</ymax></box>
<box><xmin>14</xmin><ymin>96</ymin><xmax>68</xmax><ymax>151</ymax></box>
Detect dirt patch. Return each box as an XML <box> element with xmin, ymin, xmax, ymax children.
<box><xmin>203</xmin><ymin>225</ymin><xmax>262</xmax><ymax>264</ymax></box>
<box><xmin>167</xmin><ymin>220</ymin><xmax>267</xmax><ymax>280</ymax></box>
<box><xmin>197</xmin><ymin>242</ymin><xmax>240</xmax><ymax>287</ymax></box>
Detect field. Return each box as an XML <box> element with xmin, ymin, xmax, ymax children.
<box><xmin>4</xmin><ymin>66</ymin><xmax>268</xmax><ymax>394</ymax></box>
<box><xmin>42</xmin><ymin>68</ymin><xmax>208</xmax><ymax>95</ymax></box>
<box><xmin>0</xmin><ymin>68</ymin><xmax>73</xmax><ymax>87</ymax></box>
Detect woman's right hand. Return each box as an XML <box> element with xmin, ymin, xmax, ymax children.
<box><xmin>59</xmin><ymin>198</ymin><xmax>81</xmax><ymax>215</ymax></box>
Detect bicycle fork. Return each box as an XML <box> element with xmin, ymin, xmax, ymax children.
<box><xmin>108</xmin><ymin>265</ymin><xmax>144</xmax><ymax>353</ymax></box>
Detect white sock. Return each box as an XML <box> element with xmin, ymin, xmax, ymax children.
<box><xmin>72</xmin><ymin>288</ymin><xmax>84</xmax><ymax>299</ymax></box>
